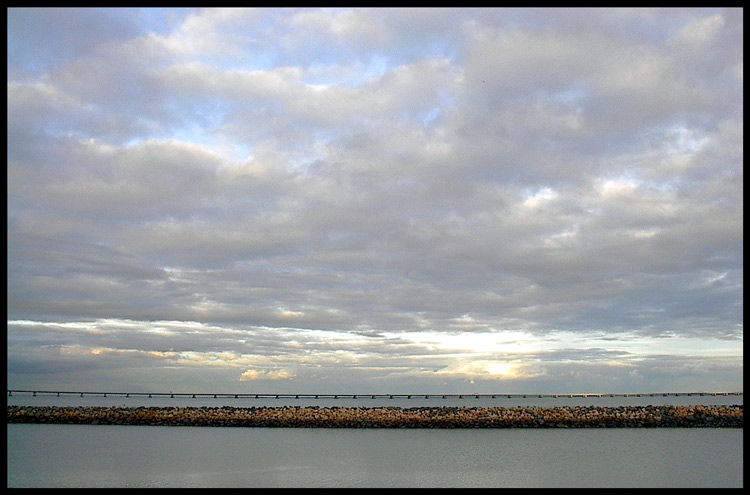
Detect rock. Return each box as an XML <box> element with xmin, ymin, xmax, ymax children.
<box><xmin>5</xmin><ymin>404</ymin><xmax>743</xmax><ymax>429</ymax></box>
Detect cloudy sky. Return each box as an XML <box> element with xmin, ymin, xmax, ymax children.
<box><xmin>7</xmin><ymin>8</ymin><xmax>743</xmax><ymax>394</ymax></box>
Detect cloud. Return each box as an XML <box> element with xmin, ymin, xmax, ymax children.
<box><xmin>671</xmin><ymin>12</ymin><xmax>725</xmax><ymax>49</ymax></box>
<box><xmin>239</xmin><ymin>368</ymin><xmax>297</xmax><ymax>381</ymax></box>
<box><xmin>7</xmin><ymin>8</ymin><xmax>743</xmax><ymax>394</ymax></box>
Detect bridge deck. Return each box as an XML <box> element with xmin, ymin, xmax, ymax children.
<box><xmin>7</xmin><ymin>390</ymin><xmax>742</xmax><ymax>399</ymax></box>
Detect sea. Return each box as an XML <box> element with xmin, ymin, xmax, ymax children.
<box><xmin>6</xmin><ymin>392</ymin><xmax>743</xmax><ymax>488</ymax></box>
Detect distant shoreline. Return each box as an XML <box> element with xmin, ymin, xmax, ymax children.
<box><xmin>7</xmin><ymin>404</ymin><xmax>743</xmax><ymax>428</ymax></box>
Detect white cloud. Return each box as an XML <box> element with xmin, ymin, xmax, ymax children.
<box><xmin>239</xmin><ymin>368</ymin><xmax>296</xmax><ymax>381</ymax></box>
<box><xmin>670</xmin><ymin>12</ymin><xmax>725</xmax><ymax>48</ymax></box>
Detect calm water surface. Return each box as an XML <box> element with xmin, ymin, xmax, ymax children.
<box><xmin>7</xmin><ymin>423</ymin><xmax>743</xmax><ymax>488</ymax></box>
<box><xmin>6</xmin><ymin>394</ymin><xmax>743</xmax><ymax>488</ymax></box>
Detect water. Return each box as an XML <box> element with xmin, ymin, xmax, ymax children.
<box><xmin>6</xmin><ymin>423</ymin><xmax>743</xmax><ymax>488</ymax></box>
<box><xmin>6</xmin><ymin>393</ymin><xmax>743</xmax><ymax>488</ymax></box>
<box><xmin>5</xmin><ymin>391</ymin><xmax>743</xmax><ymax>409</ymax></box>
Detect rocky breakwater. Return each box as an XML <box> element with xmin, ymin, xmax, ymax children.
<box><xmin>7</xmin><ymin>405</ymin><xmax>742</xmax><ymax>428</ymax></box>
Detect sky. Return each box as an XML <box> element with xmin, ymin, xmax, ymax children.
<box><xmin>7</xmin><ymin>7</ymin><xmax>743</xmax><ymax>395</ymax></box>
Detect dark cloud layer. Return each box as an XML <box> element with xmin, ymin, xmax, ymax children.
<box><xmin>7</xmin><ymin>8</ymin><xmax>742</xmax><ymax>393</ymax></box>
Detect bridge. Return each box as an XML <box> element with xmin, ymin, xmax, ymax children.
<box><xmin>6</xmin><ymin>390</ymin><xmax>743</xmax><ymax>399</ymax></box>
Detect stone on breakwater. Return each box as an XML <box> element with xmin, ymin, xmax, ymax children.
<box><xmin>6</xmin><ymin>405</ymin><xmax>742</xmax><ymax>428</ymax></box>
